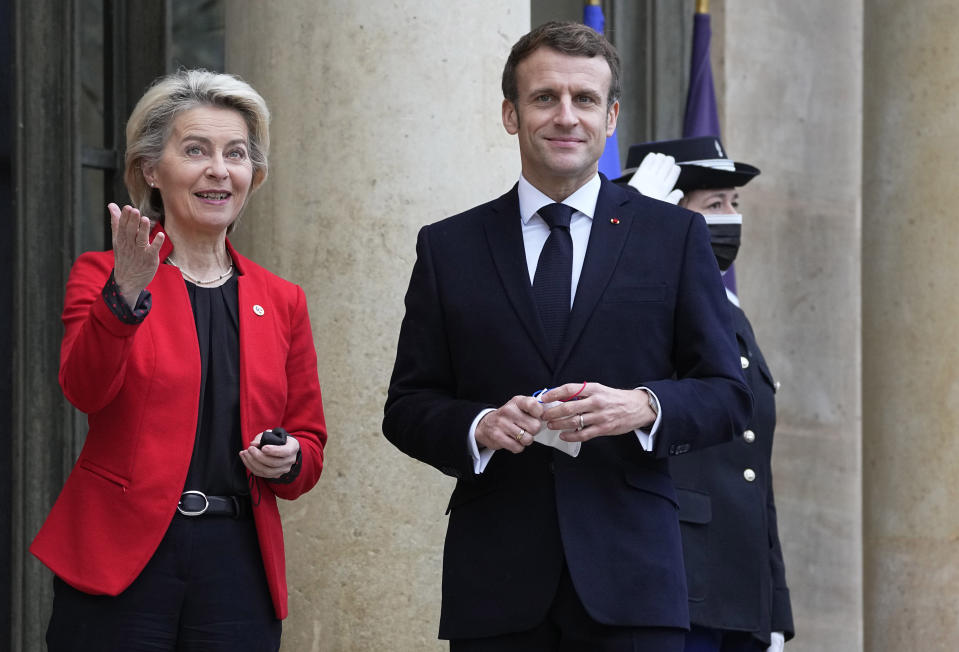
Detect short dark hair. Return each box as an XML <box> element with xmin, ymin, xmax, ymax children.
<box><xmin>501</xmin><ymin>21</ymin><xmax>621</xmax><ymax>109</ymax></box>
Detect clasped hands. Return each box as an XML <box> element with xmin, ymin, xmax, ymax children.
<box><xmin>475</xmin><ymin>382</ymin><xmax>657</xmax><ymax>454</ymax></box>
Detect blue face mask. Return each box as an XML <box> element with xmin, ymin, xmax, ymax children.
<box><xmin>703</xmin><ymin>213</ymin><xmax>742</xmax><ymax>271</ymax></box>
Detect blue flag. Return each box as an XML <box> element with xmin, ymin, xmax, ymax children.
<box><xmin>682</xmin><ymin>11</ymin><xmax>737</xmax><ymax>294</ymax></box>
<box><xmin>583</xmin><ymin>3</ymin><xmax>621</xmax><ymax>179</ymax></box>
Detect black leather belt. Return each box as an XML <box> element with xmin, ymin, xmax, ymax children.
<box><xmin>177</xmin><ymin>491</ymin><xmax>251</xmax><ymax>519</ymax></box>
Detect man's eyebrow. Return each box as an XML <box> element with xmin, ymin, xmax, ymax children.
<box><xmin>528</xmin><ymin>86</ymin><xmax>556</xmax><ymax>96</ymax></box>
<box><xmin>526</xmin><ymin>86</ymin><xmax>602</xmax><ymax>99</ymax></box>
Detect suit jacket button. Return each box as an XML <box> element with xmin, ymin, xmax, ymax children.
<box><xmin>743</xmin><ymin>429</ymin><xmax>756</xmax><ymax>443</ymax></box>
<box><xmin>740</xmin><ymin>355</ymin><xmax>750</xmax><ymax>369</ymax></box>
<box><xmin>743</xmin><ymin>468</ymin><xmax>756</xmax><ymax>482</ymax></box>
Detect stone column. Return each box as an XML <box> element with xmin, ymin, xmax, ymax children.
<box><xmin>863</xmin><ymin>1</ymin><xmax>959</xmax><ymax>649</ymax></box>
<box><xmin>224</xmin><ymin>3</ymin><xmax>528</xmax><ymax>650</ymax></box>
<box><xmin>722</xmin><ymin>2</ymin><xmax>864</xmax><ymax>649</ymax></box>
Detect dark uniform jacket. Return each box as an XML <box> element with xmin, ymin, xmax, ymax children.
<box><xmin>670</xmin><ymin>301</ymin><xmax>795</xmax><ymax>644</ymax></box>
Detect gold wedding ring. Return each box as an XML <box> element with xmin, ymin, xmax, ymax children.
<box><xmin>578</xmin><ymin>414</ymin><xmax>585</xmax><ymax>431</ymax></box>
<box><xmin>515</xmin><ymin>429</ymin><xmax>526</xmax><ymax>442</ymax></box>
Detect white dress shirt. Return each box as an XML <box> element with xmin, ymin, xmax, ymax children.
<box><xmin>468</xmin><ymin>174</ymin><xmax>661</xmax><ymax>473</ymax></box>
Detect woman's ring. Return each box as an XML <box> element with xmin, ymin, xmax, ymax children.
<box><xmin>578</xmin><ymin>414</ymin><xmax>585</xmax><ymax>430</ymax></box>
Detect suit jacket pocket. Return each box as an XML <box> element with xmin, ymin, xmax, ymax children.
<box><xmin>78</xmin><ymin>458</ymin><xmax>131</xmax><ymax>490</ymax></box>
<box><xmin>445</xmin><ymin>480</ymin><xmax>501</xmax><ymax>515</ymax></box>
<box><xmin>623</xmin><ymin>468</ymin><xmax>678</xmax><ymax>508</ymax></box>
<box><xmin>676</xmin><ymin>487</ymin><xmax>712</xmax><ymax>524</ymax></box>
<box><xmin>676</xmin><ymin>487</ymin><xmax>711</xmax><ymax>602</ymax></box>
<box><xmin>602</xmin><ymin>284</ymin><xmax>666</xmax><ymax>303</ymax></box>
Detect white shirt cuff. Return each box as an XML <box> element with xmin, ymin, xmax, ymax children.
<box><xmin>468</xmin><ymin>408</ymin><xmax>496</xmax><ymax>474</ymax></box>
<box><xmin>633</xmin><ymin>387</ymin><xmax>662</xmax><ymax>452</ymax></box>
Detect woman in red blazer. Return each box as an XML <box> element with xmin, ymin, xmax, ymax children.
<box><xmin>30</xmin><ymin>70</ymin><xmax>327</xmax><ymax>651</ymax></box>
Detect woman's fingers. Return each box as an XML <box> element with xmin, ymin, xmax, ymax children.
<box><xmin>239</xmin><ymin>436</ymin><xmax>300</xmax><ymax>478</ymax></box>
<box><xmin>110</xmin><ymin>204</ymin><xmax>162</xmax><ymax>307</ymax></box>
<box><xmin>148</xmin><ymin>230</ymin><xmax>165</xmax><ymax>253</ymax></box>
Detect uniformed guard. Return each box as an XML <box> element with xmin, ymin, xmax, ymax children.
<box><xmin>620</xmin><ymin>136</ymin><xmax>795</xmax><ymax>652</ymax></box>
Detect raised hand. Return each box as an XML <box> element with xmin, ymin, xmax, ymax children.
<box><xmin>628</xmin><ymin>152</ymin><xmax>684</xmax><ymax>204</ymax></box>
<box><xmin>109</xmin><ymin>203</ymin><xmax>165</xmax><ymax>309</ymax></box>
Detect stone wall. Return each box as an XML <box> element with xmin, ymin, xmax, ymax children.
<box><xmin>721</xmin><ymin>2</ymin><xmax>864</xmax><ymax>649</ymax></box>
<box><xmin>862</xmin><ymin>1</ymin><xmax>959</xmax><ymax>649</ymax></box>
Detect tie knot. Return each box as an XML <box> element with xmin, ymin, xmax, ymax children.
<box><xmin>538</xmin><ymin>203</ymin><xmax>574</xmax><ymax>230</ymax></box>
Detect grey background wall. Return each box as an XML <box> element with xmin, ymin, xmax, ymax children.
<box><xmin>862</xmin><ymin>0</ymin><xmax>959</xmax><ymax>648</ymax></box>
<box><xmin>722</xmin><ymin>2</ymin><xmax>864</xmax><ymax>650</ymax></box>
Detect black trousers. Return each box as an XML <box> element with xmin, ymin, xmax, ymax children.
<box><xmin>450</xmin><ymin>564</ymin><xmax>685</xmax><ymax>652</ymax></box>
<box><xmin>46</xmin><ymin>511</ymin><xmax>281</xmax><ymax>652</ymax></box>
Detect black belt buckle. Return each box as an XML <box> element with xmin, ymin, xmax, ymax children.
<box><xmin>178</xmin><ymin>492</ymin><xmax>250</xmax><ymax>518</ymax></box>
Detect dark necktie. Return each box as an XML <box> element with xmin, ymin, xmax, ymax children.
<box><xmin>533</xmin><ymin>203</ymin><xmax>575</xmax><ymax>360</ymax></box>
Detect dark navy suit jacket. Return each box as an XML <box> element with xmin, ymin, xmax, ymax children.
<box><xmin>383</xmin><ymin>176</ymin><xmax>751</xmax><ymax>639</ymax></box>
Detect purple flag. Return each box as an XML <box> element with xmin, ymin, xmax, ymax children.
<box><xmin>583</xmin><ymin>3</ymin><xmax>621</xmax><ymax>179</ymax></box>
<box><xmin>683</xmin><ymin>13</ymin><xmax>720</xmax><ymax>139</ymax></box>
<box><xmin>682</xmin><ymin>11</ymin><xmax>736</xmax><ymax>293</ymax></box>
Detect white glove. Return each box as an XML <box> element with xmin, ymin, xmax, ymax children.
<box><xmin>766</xmin><ymin>631</ymin><xmax>785</xmax><ymax>652</ymax></box>
<box><xmin>627</xmin><ymin>152</ymin><xmax>684</xmax><ymax>204</ymax></box>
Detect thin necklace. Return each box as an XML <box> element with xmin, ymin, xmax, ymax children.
<box><xmin>167</xmin><ymin>254</ymin><xmax>234</xmax><ymax>285</ymax></box>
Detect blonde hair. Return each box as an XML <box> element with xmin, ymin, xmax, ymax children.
<box><xmin>123</xmin><ymin>69</ymin><xmax>271</xmax><ymax>229</ymax></box>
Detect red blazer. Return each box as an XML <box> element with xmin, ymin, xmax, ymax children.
<box><xmin>30</xmin><ymin>231</ymin><xmax>327</xmax><ymax>619</ymax></box>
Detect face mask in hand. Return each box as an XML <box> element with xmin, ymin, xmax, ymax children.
<box><xmin>704</xmin><ymin>213</ymin><xmax>742</xmax><ymax>271</ymax></box>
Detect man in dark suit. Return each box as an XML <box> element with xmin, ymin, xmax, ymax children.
<box><xmin>619</xmin><ymin>137</ymin><xmax>795</xmax><ymax>652</ymax></box>
<box><xmin>383</xmin><ymin>22</ymin><xmax>751</xmax><ymax>651</ymax></box>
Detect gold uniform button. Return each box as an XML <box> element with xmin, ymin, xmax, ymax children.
<box><xmin>740</xmin><ymin>355</ymin><xmax>750</xmax><ymax>369</ymax></box>
<box><xmin>743</xmin><ymin>468</ymin><xmax>756</xmax><ymax>482</ymax></box>
<box><xmin>743</xmin><ymin>429</ymin><xmax>756</xmax><ymax>443</ymax></box>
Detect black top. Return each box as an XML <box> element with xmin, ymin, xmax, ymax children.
<box><xmin>182</xmin><ymin>275</ymin><xmax>248</xmax><ymax>496</ymax></box>
<box><xmin>100</xmin><ymin>269</ymin><xmax>303</xmax><ymax>490</ymax></box>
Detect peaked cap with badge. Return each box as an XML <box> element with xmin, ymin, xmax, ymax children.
<box><xmin>616</xmin><ymin>136</ymin><xmax>760</xmax><ymax>191</ymax></box>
